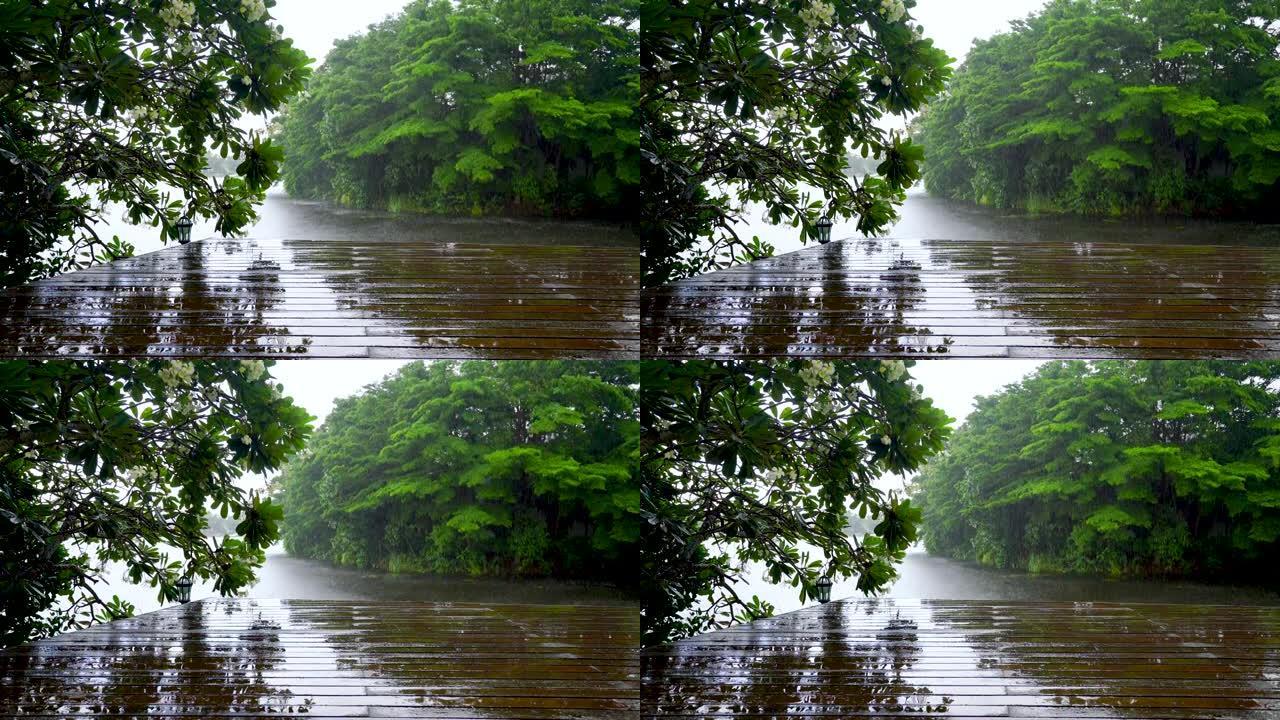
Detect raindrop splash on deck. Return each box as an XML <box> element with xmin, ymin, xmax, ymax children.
<box><xmin>642</xmin><ymin>238</ymin><xmax>1280</xmax><ymax>359</ymax></box>
<box><xmin>0</xmin><ymin>598</ymin><xmax>639</xmax><ymax>718</ymax></box>
<box><xmin>0</xmin><ymin>238</ymin><xmax>639</xmax><ymax>359</ymax></box>
<box><xmin>642</xmin><ymin>598</ymin><xmax>1280</xmax><ymax>718</ymax></box>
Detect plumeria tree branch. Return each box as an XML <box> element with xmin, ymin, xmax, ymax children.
<box><xmin>0</xmin><ymin>0</ymin><xmax>310</xmax><ymax>287</ymax></box>
<box><xmin>640</xmin><ymin>0</ymin><xmax>952</xmax><ymax>285</ymax></box>
<box><xmin>639</xmin><ymin>359</ymin><xmax>952</xmax><ymax>645</ymax></box>
<box><xmin>0</xmin><ymin>360</ymin><xmax>313</xmax><ymax>647</ymax></box>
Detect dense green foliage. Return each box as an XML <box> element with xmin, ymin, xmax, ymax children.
<box><xmin>276</xmin><ymin>361</ymin><xmax>639</xmax><ymax>585</ymax></box>
<box><xmin>0</xmin><ymin>360</ymin><xmax>313</xmax><ymax>647</ymax></box>
<box><xmin>275</xmin><ymin>0</ymin><xmax>637</xmax><ymax>219</ymax></box>
<box><xmin>915</xmin><ymin>361</ymin><xmax>1280</xmax><ymax>580</ymax></box>
<box><xmin>641</xmin><ymin>360</ymin><xmax>952</xmax><ymax>645</ymax></box>
<box><xmin>0</xmin><ymin>0</ymin><xmax>310</xmax><ymax>287</ymax></box>
<box><xmin>640</xmin><ymin>0</ymin><xmax>951</xmax><ymax>285</ymax></box>
<box><xmin>916</xmin><ymin>0</ymin><xmax>1280</xmax><ymax>217</ymax></box>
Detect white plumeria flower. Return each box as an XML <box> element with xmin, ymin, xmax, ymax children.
<box><xmin>879</xmin><ymin>359</ymin><xmax>908</xmax><ymax>381</ymax></box>
<box><xmin>241</xmin><ymin>434</ymin><xmax>253</xmax><ymax>446</ymax></box>
<box><xmin>158</xmin><ymin>361</ymin><xmax>196</xmax><ymax>388</ymax></box>
<box><xmin>133</xmin><ymin>106</ymin><xmax>159</xmax><ymax>125</ymax></box>
<box><xmin>881</xmin><ymin>434</ymin><xmax>892</xmax><ymax>445</ymax></box>
<box><xmin>159</xmin><ymin>0</ymin><xmax>196</xmax><ymax>31</ymax></box>
<box><xmin>772</xmin><ymin>105</ymin><xmax>802</xmax><ymax>127</ymax></box>
<box><xmin>239</xmin><ymin>0</ymin><xmax>268</xmax><ymax>22</ymax></box>
<box><xmin>798</xmin><ymin>360</ymin><xmax>836</xmax><ymax>388</ymax></box>
<box><xmin>798</xmin><ymin>0</ymin><xmax>835</xmax><ymax>30</ymax></box>
<box><xmin>240</xmin><ymin>359</ymin><xmax>267</xmax><ymax>381</ymax></box>
<box><xmin>879</xmin><ymin>0</ymin><xmax>907</xmax><ymax>22</ymax></box>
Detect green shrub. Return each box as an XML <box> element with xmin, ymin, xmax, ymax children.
<box><xmin>278</xmin><ymin>361</ymin><xmax>639</xmax><ymax>585</ymax></box>
<box><xmin>275</xmin><ymin>0</ymin><xmax>637</xmax><ymax>220</ymax></box>
<box><xmin>915</xmin><ymin>361</ymin><xmax>1280</xmax><ymax>583</ymax></box>
<box><xmin>917</xmin><ymin>0</ymin><xmax>1280</xmax><ymax>218</ymax></box>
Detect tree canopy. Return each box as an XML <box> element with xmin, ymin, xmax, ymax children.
<box><xmin>274</xmin><ymin>0</ymin><xmax>638</xmax><ymax>219</ymax></box>
<box><xmin>914</xmin><ymin>361</ymin><xmax>1280</xmax><ymax>580</ymax></box>
<box><xmin>0</xmin><ymin>0</ymin><xmax>311</xmax><ymax>288</ymax></box>
<box><xmin>640</xmin><ymin>360</ymin><xmax>952</xmax><ymax>645</ymax></box>
<box><xmin>640</xmin><ymin>0</ymin><xmax>952</xmax><ymax>285</ymax></box>
<box><xmin>0</xmin><ymin>360</ymin><xmax>313</xmax><ymax>647</ymax></box>
<box><xmin>916</xmin><ymin>0</ymin><xmax>1280</xmax><ymax>217</ymax></box>
<box><xmin>275</xmin><ymin>361</ymin><xmax>639</xmax><ymax>586</ymax></box>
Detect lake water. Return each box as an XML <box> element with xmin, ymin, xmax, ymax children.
<box><xmin>104</xmin><ymin>185</ymin><xmax>1280</xmax><ymax>271</ymax></box>
<box><xmin>736</xmin><ymin>547</ymin><xmax>1280</xmax><ymax>616</ymax></box>
<box><xmin>741</xmin><ymin>185</ymin><xmax>1280</xmax><ymax>257</ymax></box>
<box><xmin>96</xmin><ymin>544</ymin><xmax>633</xmax><ymax>617</ymax></box>
<box><xmin>100</xmin><ymin>185</ymin><xmax>636</xmax><ymax>259</ymax></box>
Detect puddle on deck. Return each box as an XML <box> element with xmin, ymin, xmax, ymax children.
<box><xmin>0</xmin><ymin>598</ymin><xmax>639</xmax><ymax>718</ymax></box>
<box><xmin>642</xmin><ymin>598</ymin><xmax>1280</xmax><ymax>718</ymax></box>
<box><xmin>0</xmin><ymin>237</ymin><xmax>639</xmax><ymax>359</ymax></box>
<box><xmin>642</xmin><ymin>238</ymin><xmax>1280</xmax><ymax>359</ymax></box>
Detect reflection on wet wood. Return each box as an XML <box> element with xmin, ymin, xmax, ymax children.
<box><xmin>0</xmin><ymin>238</ymin><xmax>639</xmax><ymax>359</ymax></box>
<box><xmin>642</xmin><ymin>598</ymin><xmax>1280</xmax><ymax>718</ymax></box>
<box><xmin>643</xmin><ymin>238</ymin><xmax>1280</xmax><ymax>358</ymax></box>
<box><xmin>0</xmin><ymin>598</ymin><xmax>639</xmax><ymax>718</ymax></box>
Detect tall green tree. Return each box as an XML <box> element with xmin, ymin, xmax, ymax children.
<box><xmin>641</xmin><ymin>360</ymin><xmax>952</xmax><ymax>645</ymax></box>
<box><xmin>275</xmin><ymin>361</ymin><xmax>639</xmax><ymax>585</ymax></box>
<box><xmin>275</xmin><ymin>0</ymin><xmax>638</xmax><ymax>219</ymax></box>
<box><xmin>916</xmin><ymin>0</ymin><xmax>1280</xmax><ymax>216</ymax></box>
<box><xmin>0</xmin><ymin>0</ymin><xmax>311</xmax><ymax>288</ymax></box>
<box><xmin>915</xmin><ymin>361</ymin><xmax>1280</xmax><ymax>579</ymax></box>
<box><xmin>641</xmin><ymin>0</ymin><xmax>952</xmax><ymax>285</ymax></box>
<box><xmin>0</xmin><ymin>360</ymin><xmax>313</xmax><ymax>647</ymax></box>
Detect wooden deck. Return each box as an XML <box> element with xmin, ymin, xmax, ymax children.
<box><xmin>642</xmin><ymin>238</ymin><xmax>1280</xmax><ymax>359</ymax></box>
<box><xmin>0</xmin><ymin>238</ymin><xmax>639</xmax><ymax>359</ymax></box>
<box><xmin>642</xmin><ymin>598</ymin><xmax>1280</xmax><ymax>718</ymax></box>
<box><xmin>0</xmin><ymin>598</ymin><xmax>639</xmax><ymax>718</ymax></box>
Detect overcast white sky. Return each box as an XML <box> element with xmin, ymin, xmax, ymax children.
<box><xmin>270</xmin><ymin>360</ymin><xmax>410</xmax><ymax>425</ymax></box>
<box><xmin>239</xmin><ymin>360</ymin><xmax>411</xmax><ymax>491</ymax></box>
<box><xmin>270</xmin><ymin>0</ymin><xmax>411</xmax><ymax>67</ymax></box>
<box><xmin>871</xmin><ymin>359</ymin><xmax>1045</xmax><ymax>493</ymax></box>
<box><xmin>262</xmin><ymin>359</ymin><xmax>1043</xmax><ymax>441</ymax></box>
<box><xmin>910</xmin><ymin>0</ymin><xmax>1050</xmax><ymax>65</ymax></box>
<box><xmin>911</xmin><ymin>359</ymin><xmax>1045</xmax><ymax>427</ymax></box>
<box><xmin>267</xmin><ymin>0</ymin><xmax>1051</xmax><ymax>72</ymax></box>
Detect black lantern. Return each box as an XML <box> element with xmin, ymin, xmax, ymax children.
<box><xmin>176</xmin><ymin>574</ymin><xmax>194</xmax><ymax>604</ymax></box>
<box><xmin>176</xmin><ymin>215</ymin><xmax>194</xmax><ymax>245</ymax></box>
<box><xmin>815</xmin><ymin>215</ymin><xmax>833</xmax><ymax>245</ymax></box>
<box><xmin>815</xmin><ymin>575</ymin><xmax>833</xmax><ymax>604</ymax></box>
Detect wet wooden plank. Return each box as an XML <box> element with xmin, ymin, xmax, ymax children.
<box><xmin>0</xmin><ymin>237</ymin><xmax>639</xmax><ymax>359</ymax></box>
<box><xmin>642</xmin><ymin>599</ymin><xmax>1280</xmax><ymax>719</ymax></box>
<box><xmin>642</xmin><ymin>238</ymin><xmax>1280</xmax><ymax>359</ymax></box>
<box><xmin>0</xmin><ymin>598</ymin><xmax>639</xmax><ymax>719</ymax></box>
